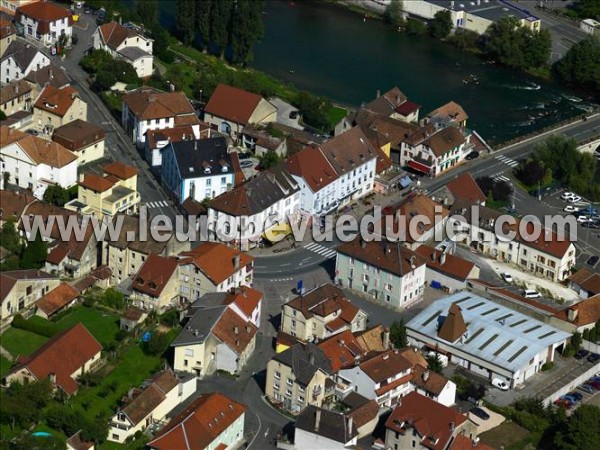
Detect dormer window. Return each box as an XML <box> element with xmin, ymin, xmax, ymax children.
<box><xmin>221</xmin><ymin>165</ymin><xmax>228</xmax><ymax>172</ymax></box>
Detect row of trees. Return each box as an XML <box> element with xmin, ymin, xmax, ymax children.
<box><xmin>553</xmin><ymin>36</ymin><xmax>600</xmax><ymax>100</ymax></box>
<box><xmin>80</xmin><ymin>49</ymin><xmax>140</xmax><ymax>92</ymax></box>
<box><xmin>175</xmin><ymin>0</ymin><xmax>265</xmax><ymax>65</ymax></box>
<box><xmin>515</xmin><ymin>134</ymin><xmax>600</xmax><ymax>200</ymax></box>
<box><xmin>0</xmin><ymin>220</ymin><xmax>47</xmax><ymax>271</ymax></box>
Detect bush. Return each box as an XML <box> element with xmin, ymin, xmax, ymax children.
<box><xmin>144</xmin><ymin>332</ymin><xmax>170</xmax><ymax>356</ymax></box>
<box><xmin>93</xmin><ymin>70</ymin><xmax>117</xmax><ymax>92</ymax></box>
<box><xmin>160</xmin><ymin>309</ymin><xmax>180</xmax><ymax>327</ymax></box>
<box><xmin>406</xmin><ymin>19</ymin><xmax>427</xmax><ymax>36</ymax></box>
<box><xmin>11</xmin><ymin>314</ymin><xmax>59</xmax><ymax>338</ymax></box>
<box><xmin>541</xmin><ymin>361</ymin><xmax>554</xmax><ymax>371</ymax></box>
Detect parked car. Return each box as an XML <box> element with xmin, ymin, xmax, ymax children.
<box><xmin>567</xmin><ymin>392</ymin><xmax>583</xmax><ymax>401</ymax></box>
<box><xmin>26</xmin><ymin>129</ymin><xmax>39</xmax><ymax>136</ymax></box>
<box><xmin>562</xmin><ymin>393</ymin><xmax>581</xmax><ymax>404</ymax></box>
<box><xmin>255</xmin><ymin>164</ymin><xmax>264</xmax><ymax>171</ymax></box>
<box><xmin>578</xmin><ymin>384</ymin><xmax>596</xmax><ymax>394</ymax></box>
<box><xmin>501</xmin><ymin>272</ymin><xmax>513</xmax><ymax>283</ymax></box>
<box><xmin>289</xmin><ymin>110</ymin><xmax>299</xmax><ymax>119</ymax></box>
<box><xmin>587</xmin><ymin>255</ymin><xmax>599</xmax><ymax>266</ymax></box>
<box><xmin>574</xmin><ymin>349</ymin><xmax>589</xmax><ymax>360</ymax></box>
<box><xmin>577</xmin><ymin>215</ymin><xmax>592</xmax><ymax>223</ymax></box>
<box><xmin>491</xmin><ymin>378</ymin><xmax>510</xmax><ymax>391</ymax></box>
<box><xmin>237</xmin><ymin>152</ymin><xmax>252</xmax><ymax>160</ymax></box>
<box><xmin>564</xmin><ymin>205</ymin><xmax>579</xmax><ymax>213</ymax></box>
<box><xmin>521</xmin><ymin>289</ymin><xmax>541</xmax><ymax>299</ymax></box>
<box><xmin>470</xmin><ymin>407</ymin><xmax>490</xmax><ymax>420</ymax></box>
<box><xmin>554</xmin><ymin>398</ymin><xmax>573</xmax><ymax>409</ymax></box>
<box><xmin>240</xmin><ymin>160</ymin><xmax>253</xmax><ymax>168</ymax></box>
<box><xmin>561</xmin><ymin>191</ymin><xmax>576</xmax><ymax>200</ymax></box>
<box><xmin>465</xmin><ymin>151</ymin><xmax>480</xmax><ymax>160</ymax></box>
<box><xmin>587</xmin><ymin>353</ymin><xmax>600</xmax><ymax>364</ymax></box>
<box><xmin>589</xmin><ymin>380</ymin><xmax>600</xmax><ymax>390</ymax></box>
<box><xmin>569</xmin><ymin>195</ymin><xmax>582</xmax><ymax>203</ymax></box>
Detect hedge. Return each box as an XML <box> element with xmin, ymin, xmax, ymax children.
<box><xmin>11</xmin><ymin>314</ymin><xmax>59</xmax><ymax>338</ymax></box>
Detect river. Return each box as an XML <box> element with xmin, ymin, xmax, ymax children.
<box><xmin>155</xmin><ymin>0</ymin><xmax>595</xmax><ymax>144</ymax></box>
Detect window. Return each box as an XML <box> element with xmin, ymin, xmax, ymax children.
<box><xmin>185</xmin><ymin>348</ymin><xmax>194</xmax><ymax>357</ymax></box>
<box><xmin>298</xmin><ymin>395</ymin><xmax>305</xmax><ymax>403</ymax></box>
<box><xmin>291</xmin><ymin>320</ymin><xmax>296</xmax><ymax>328</ymax></box>
<box><xmin>285</xmin><ymin>389</ymin><xmax>292</xmax><ymax>397</ymax></box>
<box><xmin>183</xmin><ymin>359</ymin><xmax>188</xmax><ymax>366</ymax></box>
<box><xmin>274</xmin><ymin>371</ymin><xmax>281</xmax><ymax>380</ymax></box>
<box><xmin>273</xmin><ymin>383</ymin><xmax>280</xmax><ymax>391</ymax></box>
<box><xmin>286</xmin><ymin>378</ymin><xmax>293</xmax><ymax>386</ymax></box>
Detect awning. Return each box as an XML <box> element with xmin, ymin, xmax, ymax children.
<box><xmin>407</xmin><ymin>160</ymin><xmax>431</xmax><ymax>173</ymax></box>
<box><xmin>262</xmin><ymin>223</ymin><xmax>293</xmax><ymax>243</ymax></box>
<box><xmin>399</xmin><ymin>175</ymin><xmax>413</xmax><ymax>188</ymax></box>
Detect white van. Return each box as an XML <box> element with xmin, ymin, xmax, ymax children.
<box><xmin>522</xmin><ymin>289</ymin><xmax>541</xmax><ymax>299</ymax></box>
<box><xmin>426</xmin><ymin>351</ymin><xmax>449</xmax><ymax>367</ymax></box>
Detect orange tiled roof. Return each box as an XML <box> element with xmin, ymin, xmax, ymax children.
<box><xmin>205</xmin><ymin>83</ymin><xmax>263</xmax><ymax>125</ymax></box>
<box><xmin>1</xmin><ymin>125</ymin><xmax>77</xmax><ymax>168</ymax></box>
<box><xmin>444</xmin><ymin>172</ymin><xmax>486</xmax><ymax>205</ymax></box>
<box><xmin>34</xmin><ymin>85</ymin><xmax>81</xmax><ymax>118</ymax></box>
<box><xmin>449</xmin><ymin>434</ymin><xmax>494</xmax><ymax>450</ymax></box>
<box><xmin>212</xmin><ymin>308</ymin><xmax>257</xmax><ymax>355</ymax></box>
<box><xmin>416</xmin><ymin>245</ymin><xmax>476</xmax><ymax>281</ymax></box>
<box><xmin>79</xmin><ymin>173</ymin><xmax>115</xmax><ymax>193</ymax></box>
<box><xmin>178</xmin><ymin>242</ymin><xmax>254</xmax><ymax>285</ymax></box>
<box><xmin>223</xmin><ymin>286</ymin><xmax>262</xmax><ymax>318</ymax></box>
<box><xmin>132</xmin><ymin>254</ymin><xmax>179</xmax><ymax>298</ymax></box>
<box><xmin>103</xmin><ymin>161</ymin><xmax>138</xmax><ymax>180</ymax></box>
<box><xmin>359</xmin><ymin>349</ymin><xmax>413</xmax><ymax>384</ymax></box>
<box><xmin>123</xmin><ymin>87</ymin><xmax>195</xmax><ymax>120</ymax></box>
<box><xmin>554</xmin><ymin>294</ymin><xmax>600</xmax><ymax>327</ymax></box>
<box><xmin>97</xmin><ymin>21</ymin><xmax>137</xmax><ymax>50</ymax></box>
<box><xmin>286</xmin><ymin>146</ymin><xmax>338</xmax><ymax>192</ymax></box>
<box><xmin>36</xmin><ymin>282</ymin><xmax>79</xmax><ymax>317</ymax></box>
<box><xmin>318</xmin><ymin>329</ymin><xmax>368</xmax><ymax>372</ymax></box>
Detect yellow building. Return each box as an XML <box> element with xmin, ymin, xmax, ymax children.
<box><xmin>66</xmin><ymin>161</ymin><xmax>140</xmax><ymax>219</ymax></box>
<box><xmin>34</xmin><ymin>85</ymin><xmax>87</xmax><ymax>134</ymax></box>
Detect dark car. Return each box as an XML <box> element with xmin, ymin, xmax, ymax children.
<box><xmin>237</xmin><ymin>152</ymin><xmax>251</xmax><ymax>160</ymax></box>
<box><xmin>470</xmin><ymin>407</ymin><xmax>490</xmax><ymax>421</ymax></box>
<box><xmin>465</xmin><ymin>151</ymin><xmax>480</xmax><ymax>160</ymax></box>
<box><xmin>574</xmin><ymin>349</ymin><xmax>589</xmax><ymax>359</ymax></box>
<box><xmin>239</xmin><ymin>160</ymin><xmax>253</xmax><ymax>169</ymax></box>
<box><xmin>26</xmin><ymin>129</ymin><xmax>39</xmax><ymax>136</ymax></box>
<box><xmin>587</xmin><ymin>255</ymin><xmax>599</xmax><ymax>266</ymax></box>
<box><xmin>578</xmin><ymin>384</ymin><xmax>596</xmax><ymax>394</ymax></box>
<box><xmin>566</xmin><ymin>392</ymin><xmax>583</xmax><ymax>402</ymax></box>
<box><xmin>289</xmin><ymin>110</ymin><xmax>299</xmax><ymax>119</ymax></box>
<box><xmin>587</xmin><ymin>353</ymin><xmax>600</xmax><ymax>363</ymax></box>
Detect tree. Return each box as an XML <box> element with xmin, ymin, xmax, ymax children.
<box><xmin>136</xmin><ymin>0</ymin><xmax>158</xmax><ymax>26</ymax></box>
<box><xmin>145</xmin><ymin>332</ymin><xmax>170</xmax><ymax>356</ymax></box>
<box><xmin>571</xmin><ymin>331</ymin><xmax>582</xmax><ymax>350</ymax></box>
<box><xmin>209</xmin><ymin>0</ymin><xmax>234</xmax><ymax>56</ymax></box>
<box><xmin>554</xmin><ymin>405</ymin><xmax>600</xmax><ymax>450</ymax></box>
<box><xmin>261</xmin><ymin>151</ymin><xmax>280</xmax><ymax>170</ymax></box>
<box><xmin>93</xmin><ymin>70</ymin><xmax>117</xmax><ymax>92</ymax></box>
<box><xmin>572</xmin><ymin>0</ymin><xmax>600</xmax><ymax>20</ymax></box>
<box><xmin>228</xmin><ymin>0</ymin><xmax>265</xmax><ymax>65</ymax></box>
<box><xmin>80</xmin><ymin>49</ymin><xmax>114</xmax><ymax>73</ymax></box>
<box><xmin>553</xmin><ymin>36</ymin><xmax>600</xmax><ymax>100</ymax></box>
<box><xmin>516</xmin><ymin>159</ymin><xmax>547</xmax><ymax>187</ymax></box>
<box><xmin>151</xmin><ymin>25</ymin><xmax>174</xmax><ymax>63</ymax></box>
<box><xmin>3</xmin><ymin>171</ymin><xmax>10</xmax><ymax>187</ymax></box>
<box><xmin>21</xmin><ymin>230</ymin><xmax>47</xmax><ymax>269</ymax></box>
<box><xmin>385</xmin><ymin>0</ymin><xmax>404</xmax><ymax>28</ymax></box>
<box><xmin>426</xmin><ymin>353</ymin><xmax>444</xmax><ymax>373</ymax></box>
<box><xmin>114</xmin><ymin>59</ymin><xmax>140</xmax><ymax>84</ymax></box>
<box><xmin>196</xmin><ymin>0</ymin><xmax>212</xmax><ymax>50</ymax></box>
<box><xmin>406</xmin><ymin>19</ymin><xmax>427</xmax><ymax>36</ymax></box>
<box><xmin>492</xmin><ymin>179</ymin><xmax>512</xmax><ymax>202</ymax></box>
<box><xmin>1</xmin><ymin>219</ymin><xmax>22</xmax><ymax>255</ymax></box>
<box><xmin>524</xmin><ymin>28</ymin><xmax>552</xmax><ymax>68</ymax></box>
<box><xmin>448</xmin><ymin>28</ymin><xmax>480</xmax><ymax>51</ymax></box>
<box><xmin>0</xmin><ymin>110</ymin><xmax>6</xmax><ymax>120</ymax></box>
<box><xmin>176</xmin><ymin>0</ymin><xmax>197</xmax><ymax>45</ymax></box>
<box><xmin>101</xmin><ymin>287</ymin><xmax>125</xmax><ymax>309</ymax></box>
<box><xmin>389</xmin><ymin>319</ymin><xmax>408</xmax><ymax>348</ymax></box>
<box><xmin>429</xmin><ymin>10</ymin><xmax>453</xmax><ymax>39</ymax></box>
<box><xmin>43</xmin><ymin>185</ymin><xmax>70</xmax><ymax>206</ymax></box>
<box><xmin>294</xmin><ymin>91</ymin><xmax>332</xmax><ymax>132</ymax></box>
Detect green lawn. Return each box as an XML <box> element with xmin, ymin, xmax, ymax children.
<box><xmin>1</xmin><ymin>328</ymin><xmax>48</xmax><ymax>357</ymax></box>
<box><xmin>0</xmin><ymin>355</ymin><xmax>12</xmax><ymax>377</ymax></box>
<box><xmin>326</xmin><ymin>105</ymin><xmax>348</xmax><ymax>128</ymax></box>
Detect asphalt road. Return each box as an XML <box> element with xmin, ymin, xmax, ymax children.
<box><xmin>61</xmin><ymin>13</ymin><xmax>178</xmax><ymax>223</ymax></box>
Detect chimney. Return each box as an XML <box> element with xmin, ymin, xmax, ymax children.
<box><xmin>450</xmin><ymin>421</ymin><xmax>455</xmax><ymax>432</ymax></box>
<box><xmin>383</xmin><ymin>327</ymin><xmax>390</xmax><ymax>349</ymax></box>
<box><xmin>49</xmin><ymin>69</ymin><xmax>53</xmax><ymax>80</ymax></box>
<box><xmin>472</xmin><ymin>437</ymin><xmax>480</xmax><ymax>447</ymax></box>
<box><xmin>15</xmin><ymin>83</ymin><xmax>19</xmax><ymax>94</ymax></box>
<box><xmin>338</xmin><ymin>339</ymin><xmax>345</xmax><ymax>347</ymax></box>
<box><xmin>315</xmin><ymin>409</ymin><xmax>322</xmax><ymax>432</ymax></box>
<box><xmin>360</xmin><ymin>238</ymin><xmax>366</xmax><ymax>249</ymax></box>
<box><xmin>347</xmin><ymin>416</ymin><xmax>353</xmax><ymax>434</ymax></box>
<box><xmin>567</xmin><ymin>307</ymin><xmax>578</xmax><ymax>322</ymax></box>
<box><xmin>246</xmin><ymin>324</ymin><xmax>251</xmax><ymax>333</ymax></box>
<box><xmin>233</xmin><ymin>254</ymin><xmax>240</xmax><ymax>269</ymax></box>
<box><xmin>439</xmin><ymin>253</ymin><xmax>447</xmax><ymax>265</ymax></box>
<box><xmin>79</xmin><ymin>173</ymin><xmax>84</xmax><ymax>182</ymax></box>
<box><xmin>423</xmin><ymin>370</ymin><xmax>430</xmax><ymax>382</ymax></box>
<box><xmin>49</xmin><ymin>373</ymin><xmax>57</xmax><ymax>384</ymax></box>
<box><xmin>234</xmin><ymin>326</ymin><xmax>239</xmax><ymax>335</ymax></box>
<box><xmin>431</xmin><ymin>252</ymin><xmax>437</xmax><ymax>262</ymax></box>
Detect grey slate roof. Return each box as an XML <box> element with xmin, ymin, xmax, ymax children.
<box><xmin>171</xmin><ymin>305</ymin><xmax>226</xmax><ymax>347</ymax></box>
<box><xmin>169</xmin><ymin>137</ymin><xmax>231</xmax><ymax>180</ymax></box>
<box><xmin>190</xmin><ymin>292</ymin><xmax>229</xmax><ymax>309</ymax></box>
<box><xmin>118</xmin><ymin>46</ymin><xmax>151</xmax><ymax>61</ymax></box>
<box><xmin>274</xmin><ymin>343</ymin><xmax>332</xmax><ymax>385</ymax></box>
<box><xmin>1</xmin><ymin>39</ymin><xmax>47</xmax><ymax>71</ymax></box>
<box><xmin>295</xmin><ymin>406</ymin><xmax>358</xmax><ymax>444</ymax></box>
<box><xmin>25</xmin><ymin>62</ymin><xmax>71</xmax><ymax>89</ymax></box>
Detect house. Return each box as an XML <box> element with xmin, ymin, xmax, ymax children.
<box><xmin>0</xmin><ymin>126</ymin><xmax>77</xmax><ymax>197</ymax></box>
<box><xmin>1</xmin><ymin>80</ymin><xmax>33</xmax><ymax>118</ymax></box>
<box><xmin>294</xmin><ymin>406</ymin><xmax>359</xmax><ymax>450</ymax></box>
<box><xmin>66</xmin><ymin>431</ymin><xmax>95</xmax><ymax>450</ymax></box>
<box><xmin>208</xmin><ymin>164</ymin><xmax>301</xmax><ymax>250</ymax></box>
<box><xmin>425</xmin><ymin>101</ymin><xmax>469</xmax><ymax>129</ymax></box>
<box><xmin>66</xmin><ymin>161</ymin><xmax>140</xmax><ymax>218</ymax></box>
<box><xmin>448</xmin><ymin>435</ymin><xmax>494</xmax><ymax>450</ymax></box>
<box><xmin>103</xmin><ymin>214</ymin><xmax>190</xmax><ymax>285</ymax></box>
<box><xmin>107</xmin><ymin>370</ymin><xmax>196</xmax><ymax>443</ymax></box>
<box><xmin>204</xmin><ymin>83</ymin><xmax>277</xmax><ymax>137</ymax></box>
<box><xmin>2</xmin><ymin>323</ymin><xmax>102</xmax><ymax>395</ymax></box>
<box><xmin>0</xmin><ymin>269</ymin><xmax>59</xmax><ymax>324</ymax></box>
<box><xmin>265</xmin><ymin>342</ymin><xmax>333</xmax><ymax>413</ymax></box>
<box><xmin>33</xmin><ymin>85</ymin><xmax>87</xmax><ymax>134</ymax></box>
<box><xmin>0</xmin><ymin>188</ymin><xmax>36</xmax><ymax>224</ymax></box>
<box><xmin>194</xmin><ymin>286</ymin><xmax>263</xmax><ymax>328</ymax></box>
<box><xmin>580</xmin><ymin>18</ymin><xmax>600</xmax><ymax>36</ymax></box>
<box><xmin>1</xmin><ymin>38</ymin><xmax>50</xmax><ymax>84</ymax></box>
<box><xmin>568</xmin><ymin>268</ymin><xmax>600</xmax><ymax>299</ymax></box>
<box><xmin>241</xmin><ymin>124</ymin><xmax>287</xmax><ymax>157</ymax></box>
<box><xmin>71</xmin><ymin>265</ymin><xmax>112</xmax><ymax>293</ymax></box>
<box><xmin>147</xmin><ymin>392</ymin><xmax>246</xmax><ymax>450</ymax></box>
<box><xmin>449</xmin><ymin>198</ymin><xmax>577</xmax><ymax>282</ymax></box>
<box><xmin>24</xmin><ymin>62</ymin><xmax>71</xmax><ymax>91</ymax></box>
<box><xmin>52</xmin><ymin>120</ymin><xmax>105</xmax><ymax>165</ymax></box>
<box><xmin>317</xmin><ymin>329</ymin><xmax>380</xmax><ymax>374</ymax></box>
<box><xmin>176</xmin><ymin>242</ymin><xmax>254</xmax><ymax>301</ymax></box>
<box><xmin>415</xmin><ymin>245</ymin><xmax>480</xmax><ymax>293</ymax></box>
<box><xmin>121</xmin><ymin>87</ymin><xmax>200</xmax><ymax>148</ymax></box>
<box><xmin>434</xmin><ymin>172</ymin><xmax>487</xmax><ymax>206</ymax></box>
<box><xmin>0</xmin><ymin>17</ymin><xmax>16</xmax><ymax>56</ymax></box>
<box><xmin>131</xmin><ymin>254</ymin><xmax>181</xmax><ymax>312</ymax></box>
<box><xmin>385</xmin><ymin>392</ymin><xmax>475</xmax><ymax>450</ymax></box>
<box><xmin>119</xmin><ymin>307</ymin><xmax>147</xmax><ymax>331</ymax></box>
<box><xmin>92</xmin><ymin>21</ymin><xmax>154</xmax><ymax>78</ymax></box>
<box><xmin>406</xmin><ymin>293</ymin><xmax>571</xmax><ymax>388</ymax></box>
<box><xmin>171</xmin><ymin>305</ymin><xmax>257</xmax><ymax>377</ymax></box>
<box><xmin>1</xmin><ymin>0</ymin><xmax>41</xmax><ymax>17</ymax></box>
<box><xmin>335</xmin><ymin>237</ymin><xmax>427</xmax><ymax>309</ymax></box>
<box><xmin>161</xmin><ymin>137</ymin><xmax>237</xmax><ymax>204</ymax></box>
<box><xmin>35</xmin><ymin>281</ymin><xmax>78</xmax><ymax>319</ymax></box>
<box><xmin>144</xmin><ymin>124</ymin><xmax>208</xmax><ymax>167</ymax></box>
<box><xmin>342</xmin><ymin>393</ymin><xmax>380</xmax><ymax>438</ymax></box>
<box><xmin>401</xmin><ymin>124</ymin><xmax>472</xmax><ymax>177</ymax></box>
<box><xmin>280</xmin><ymin>284</ymin><xmax>368</xmax><ymax>342</ymax></box>
<box><xmin>552</xmin><ymin>294</ymin><xmax>600</xmax><ymax>334</ymax></box>
<box><xmin>16</xmin><ymin>0</ymin><xmax>72</xmax><ymax>47</ymax></box>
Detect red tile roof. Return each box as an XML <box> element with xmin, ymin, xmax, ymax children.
<box><xmin>103</xmin><ymin>161</ymin><xmax>138</xmax><ymax>180</ymax></box>
<box><xmin>34</xmin><ymin>85</ymin><xmax>81</xmax><ymax>118</ymax></box>
<box><xmin>359</xmin><ymin>349</ymin><xmax>413</xmax><ymax>384</ymax></box>
<box><xmin>223</xmin><ymin>286</ymin><xmax>262</xmax><ymax>318</ymax></box>
<box><xmin>286</xmin><ymin>146</ymin><xmax>338</xmax><ymax>192</ymax></box>
<box><xmin>449</xmin><ymin>435</ymin><xmax>494</xmax><ymax>450</ymax></box>
<box><xmin>205</xmin><ymin>84</ymin><xmax>263</xmax><ymax>125</ymax></box>
<box><xmin>146</xmin><ymin>125</ymin><xmax>196</xmax><ymax>150</ymax></box>
<box><xmin>0</xmin><ymin>18</ymin><xmax>15</xmax><ymax>39</ymax></box>
<box><xmin>318</xmin><ymin>330</ymin><xmax>369</xmax><ymax>372</ymax></box>
<box><xmin>212</xmin><ymin>308</ymin><xmax>258</xmax><ymax>355</ymax></box>
<box><xmin>395</xmin><ymin>100</ymin><xmax>421</xmax><ymax>116</ymax></box>
<box><xmin>554</xmin><ymin>294</ymin><xmax>600</xmax><ymax>328</ymax></box>
<box><xmin>132</xmin><ymin>254</ymin><xmax>179</xmax><ymax>298</ymax></box>
<box><xmin>179</xmin><ymin>242</ymin><xmax>254</xmax><ymax>285</ymax></box>
<box><xmin>386</xmin><ymin>392</ymin><xmax>467</xmax><ymax>450</ymax></box>
<box><xmin>11</xmin><ymin>323</ymin><xmax>102</xmax><ymax>395</ymax></box>
<box><xmin>445</xmin><ymin>172</ymin><xmax>486</xmax><ymax>205</ymax></box>
<box><xmin>97</xmin><ymin>21</ymin><xmax>138</xmax><ymax>50</ymax></box>
<box><xmin>1</xmin><ymin>125</ymin><xmax>77</xmax><ymax>168</ymax></box>
<box><xmin>0</xmin><ymin>269</ymin><xmax>54</xmax><ymax>303</ymax></box>
<box><xmin>79</xmin><ymin>173</ymin><xmax>115</xmax><ymax>193</ymax></box>
<box><xmin>36</xmin><ymin>282</ymin><xmax>78</xmax><ymax>317</ymax></box>
<box><xmin>17</xmin><ymin>1</ymin><xmax>71</xmax><ymax>32</ymax></box>
<box><xmin>123</xmin><ymin>87</ymin><xmax>195</xmax><ymax>120</ymax></box>
<box><xmin>147</xmin><ymin>392</ymin><xmax>246</xmax><ymax>450</ymax></box>
<box><xmin>285</xmin><ymin>284</ymin><xmax>360</xmax><ymax>323</ymax></box>
<box><xmin>416</xmin><ymin>245</ymin><xmax>476</xmax><ymax>281</ymax></box>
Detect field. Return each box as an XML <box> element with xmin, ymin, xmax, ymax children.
<box><xmin>480</xmin><ymin>421</ymin><xmax>536</xmax><ymax>450</ymax></box>
<box><xmin>1</xmin><ymin>327</ymin><xmax>48</xmax><ymax>357</ymax></box>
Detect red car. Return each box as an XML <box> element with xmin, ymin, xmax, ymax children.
<box><xmin>554</xmin><ymin>399</ymin><xmax>573</xmax><ymax>409</ymax></box>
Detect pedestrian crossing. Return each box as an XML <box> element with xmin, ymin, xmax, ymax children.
<box><xmin>304</xmin><ymin>242</ymin><xmax>337</xmax><ymax>259</ymax></box>
<box><xmin>491</xmin><ymin>172</ymin><xmax>511</xmax><ymax>183</ymax></box>
<box><xmin>144</xmin><ymin>200</ymin><xmax>169</xmax><ymax>209</ymax></box>
<box><xmin>495</xmin><ymin>155</ymin><xmax>519</xmax><ymax>168</ymax></box>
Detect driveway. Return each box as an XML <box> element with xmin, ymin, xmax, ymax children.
<box><xmin>269</xmin><ymin>97</ymin><xmax>303</xmax><ymax>130</ymax></box>
<box><xmin>467</xmin><ymin>406</ymin><xmax>505</xmax><ymax>434</ymax></box>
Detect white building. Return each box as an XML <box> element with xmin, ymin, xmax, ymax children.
<box><xmin>161</xmin><ymin>137</ymin><xmax>236</xmax><ymax>204</ymax></box>
<box><xmin>580</xmin><ymin>18</ymin><xmax>600</xmax><ymax>35</ymax></box>
<box><xmin>92</xmin><ymin>21</ymin><xmax>154</xmax><ymax>78</ymax></box>
<box><xmin>406</xmin><ymin>293</ymin><xmax>571</xmax><ymax>388</ymax></box>
<box><xmin>121</xmin><ymin>87</ymin><xmax>200</xmax><ymax>148</ymax></box>
<box><xmin>336</xmin><ymin>237</ymin><xmax>427</xmax><ymax>309</ymax></box>
<box><xmin>16</xmin><ymin>1</ymin><xmax>72</xmax><ymax>47</ymax></box>
<box><xmin>1</xmin><ymin>125</ymin><xmax>77</xmax><ymax>197</ymax></box>
<box><xmin>208</xmin><ymin>164</ymin><xmax>301</xmax><ymax>250</ymax></box>
<box><xmin>295</xmin><ymin>406</ymin><xmax>359</xmax><ymax>450</ymax></box>
<box><xmin>0</xmin><ymin>38</ymin><xmax>50</xmax><ymax>84</ymax></box>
